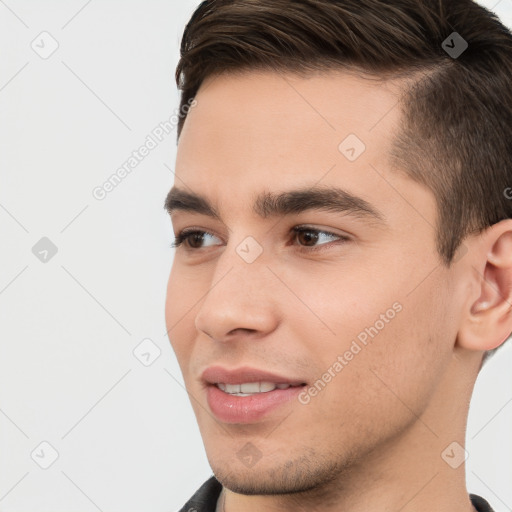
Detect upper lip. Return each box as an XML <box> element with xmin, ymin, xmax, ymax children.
<box><xmin>202</xmin><ymin>366</ymin><xmax>306</xmax><ymax>386</ymax></box>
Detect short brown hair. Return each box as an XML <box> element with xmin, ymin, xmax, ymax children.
<box><xmin>175</xmin><ymin>0</ymin><xmax>512</xmax><ymax>358</ymax></box>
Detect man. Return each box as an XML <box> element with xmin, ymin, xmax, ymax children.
<box><xmin>165</xmin><ymin>0</ymin><xmax>512</xmax><ymax>510</ymax></box>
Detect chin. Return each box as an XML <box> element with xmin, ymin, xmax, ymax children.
<box><xmin>209</xmin><ymin>451</ymin><xmax>345</xmax><ymax>496</ymax></box>
<box><xmin>212</xmin><ymin>470</ymin><xmax>314</xmax><ymax>496</ymax></box>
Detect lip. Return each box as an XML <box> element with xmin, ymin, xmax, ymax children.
<box><xmin>201</xmin><ymin>365</ymin><xmax>306</xmax><ymax>386</ymax></box>
<box><xmin>202</xmin><ymin>365</ymin><xmax>307</xmax><ymax>424</ymax></box>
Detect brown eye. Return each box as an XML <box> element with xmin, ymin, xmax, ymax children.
<box><xmin>291</xmin><ymin>226</ymin><xmax>349</xmax><ymax>252</ymax></box>
<box><xmin>187</xmin><ymin>232</ymin><xmax>206</xmax><ymax>248</ymax></box>
<box><xmin>296</xmin><ymin>229</ymin><xmax>320</xmax><ymax>247</ymax></box>
<box><xmin>171</xmin><ymin>230</ymin><xmax>220</xmax><ymax>250</ymax></box>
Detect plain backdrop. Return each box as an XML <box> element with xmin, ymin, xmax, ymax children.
<box><xmin>0</xmin><ymin>1</ymin><xmax>511</xmax><ymax>511</ymax></box>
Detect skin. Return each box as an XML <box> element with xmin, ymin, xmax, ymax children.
<box><xmin>165</xmin><ymin>69</ymin><xmax>512</xmax><ymax>512</ymax></box>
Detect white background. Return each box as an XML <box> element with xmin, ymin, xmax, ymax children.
<box><xmin>0</xmin><ymin>1</ymin><xmax>511</xmax><ymax>511</ymax></box>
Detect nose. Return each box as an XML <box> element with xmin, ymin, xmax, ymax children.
<box><xmin>194</xmin><ymin>244</ymin><xmax>280</xmax><ymax>343</ymax></box>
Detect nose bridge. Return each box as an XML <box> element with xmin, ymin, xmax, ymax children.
<box><xmin>194</xmin><ymin>236</ymin><xmax>278</xmax><ymax>340</ymax></box>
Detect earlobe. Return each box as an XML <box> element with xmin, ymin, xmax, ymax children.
<box><xmin>457</xmin><ymin>220</ymin><xmax>512</xmax><ymax>353</ymax></box>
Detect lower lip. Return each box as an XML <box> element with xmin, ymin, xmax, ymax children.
<box><xmin>206</xmin><ymin>384</ymin><xmax>305</xmax><ymax>424</ymax></box>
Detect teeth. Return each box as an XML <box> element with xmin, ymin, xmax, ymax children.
<box><xmin>216</xmin><ymin>381</ymin><xmax>294</xmax><ymax>395</ymax></box>
<box><xmin>259</xmin><ymin>381</ymin><xmax>277</xmax><ymax>392</ymax></box>
<box><xmin>224</xmin><ymin>383</ymin><xmax>241</xmax><ymax>394</ymax></box>
<box><xmin>240</xmin><ymin>382</ymin><xmax>261</xmax><ymax>393</ymax></box>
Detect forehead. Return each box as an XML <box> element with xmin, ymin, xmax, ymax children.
<box><xmin>176</xmin><ymin>69</ymin><xmax>403</xmax><ymax>180</ymax></box>
<box><xmin>173</xmin><ymin>69</ymin><xmax>430</xmax><ymax>227</ymax></box>
<box><xmin>181</xmin><ymin>68</ymin><xmax>402</xmax><ymax>135</ymax></box>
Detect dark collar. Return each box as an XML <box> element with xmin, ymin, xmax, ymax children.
<box><xmin>178</xmin><ymin>476</ymin><xmax>222</xmax><ymax>512</ymax></box>
<box><xmin>470</xmin><ymin>493</ymin><xmax>495</xmax><ymax>512</ymax></box>
<box><xmin>179</xmin><ymin>476</ymin><xmax>495</xmax><ymax>512</ymax></box>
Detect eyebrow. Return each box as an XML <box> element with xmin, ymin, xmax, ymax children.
<box><xmin>164</xmin><ymin>185</ymin><xmax>386</xmax><ymax>224</ymax></box>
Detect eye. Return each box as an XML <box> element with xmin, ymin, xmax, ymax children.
<box><xmin>170</xmin><ymin>229</ymin><xmax>221</xmax><ymax>250</ymax></box>
<box><xmin>291</xmin><ymin>226</ymin><xmax>349</xmax><ymax>252</ymax></box>
<box><xmin>170</xmin><ymin>226</ymin><xmax>349</xmax><ymax>252</ymax></box>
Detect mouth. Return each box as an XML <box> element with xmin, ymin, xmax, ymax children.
<box><xmin>201</xmin><ymin>365</ymin><xmax>307</xmax><ymax>387</ymax></box>
<box><xmin>215</xmin><ymin>381</ymin><xmax>305</xmax><ymax>396</ymax></box>
<box><xmin>201</xmin><ymin>366</ymin><xmax>308</xmax><ymax>423</ymax></box>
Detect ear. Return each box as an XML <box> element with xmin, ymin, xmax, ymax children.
<box><xmin>457</xmin><ymin>219</ymin><xmax>512</xmax><ymax>352</ymax></box>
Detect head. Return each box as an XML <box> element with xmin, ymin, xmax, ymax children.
<box><xmin>165</xmin><ymin>0</ymin><xmax>512</xmax><ymax>499</ymax></box>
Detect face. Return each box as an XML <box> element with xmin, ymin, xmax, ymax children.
<box><xmin>165</xmin><ymin>70</ymin><xmax>465</xmax><ymax>495</ymax></box>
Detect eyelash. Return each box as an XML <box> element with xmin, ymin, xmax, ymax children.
<box><xmin>170</xmin><ymin>226</ymin><xmax>350</xmax><ymax>253</ymax></box>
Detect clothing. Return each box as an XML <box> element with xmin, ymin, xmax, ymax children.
<box><xmin>177</xmin><ymin>475</ymin><xmax>496</xmax><ymax>512</ymax></box>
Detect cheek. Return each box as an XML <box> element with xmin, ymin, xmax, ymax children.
<box><xmin>283</xmin><ymin>263</ymin><xmax>401</xmax><ymax>349</ymax></box>
<box><xmin>292</xmin><ymin>266</ymin><xmax>450</xmax><ymax>407</ymax></box>
<box><xmin>290</xmin><ymin>301</ymin><xmax>444</xmax><ymax>452</ymax></box>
